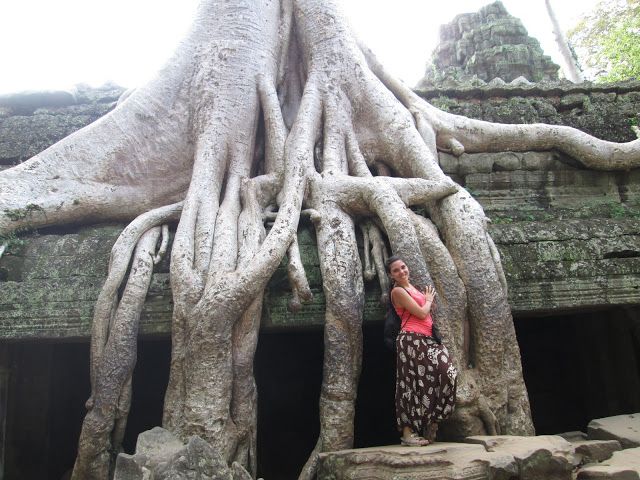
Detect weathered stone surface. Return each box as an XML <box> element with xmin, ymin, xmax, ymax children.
<box><xmin>577</xmin><ymin>448</ymin><xmax>640</xmax><ymax>479</ymax></box>
<box><xmin>316</xmin><ymin>442</ymin><xmax>518</xmax><ymax>480</ymax></box>
<box><xmin>418</xmin><ymin>1</ymin><xmax>559</xmax><ymax>87</ymax></box>
<box><xmin>2</xmin><ymin>211</ymin><xmax>640</xmax><ymax>337</ymax></box>
<box><xmin>588</xmin><ymin>414</ymin><xmax>640</xmax><ymax>448</ymax></box>
<box><xmin>0</xmin><ymin>84</ymin><xmax>124</xmax><ymax>167</ymax></box>
<box><xmin>421</xmin><ymin>82</ymin><xmax>640</xmax><ymax>144</ymax></box>
<box><xmin>113</xmin><ymin>430</ymin><xmax>246</xmax><ymax>480</ymax></box>
<box><xmin>113</xmin><ymin>428</ymin><xmax>184</xmax><ymax>479</ymax></box>
<box><xmin>573</xmin><ymin>440</ymin><xmax>623</xmax><ymax>464</ymax></box>
<box><xmin>134</xmin><ymin>427</ymin><xmax>185</xmax><ymax>467</ymax></box>
<box><xmin>0</xmin><ymin>225</ymin><xmax>173</xmax><ymax>338</ymax></box>
<box><xmin>113</xmin><ymin>453</ymin><xmax>149</xmax><ymax>480</ymax></box>
<box><xmin>559</xmin><ymin>431</ymin><xmax>588</xmax><ymax>442</ymax></box>
<box><xmin>577</xmin><ymin>465</ymin><xmax>640</xmax><ymax>480</ymax></box>
<box><xmin>153</xmin><ymin>436</ymin><xmax>232</xmax><ymax>480</ymax></box>
<box><xmin>465</xmin><ymin>435</ymin><xmax>579</xmax><ymax>480</ymax></box>
<box><xmin>606</xmin><ymin>448</ymin><xmax>640</xmax><ymax>473</ymax></box>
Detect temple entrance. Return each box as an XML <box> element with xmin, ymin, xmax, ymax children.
<box><xmin>515</xmin><ymin>307</ymin><xmax>640</xmax><ymax>434</ymax></box>
<box><xmin>2</xmin><ymin>307</ymin><xmax>639</xmax><ymax>479</ymax></box>
<box><xmin>2</xmin><ymin>339</ymin><xmax>170</xmax><ymax>480</ymax></box>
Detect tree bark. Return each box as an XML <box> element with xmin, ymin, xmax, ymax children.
<box><xmin>545</xmin><ymin>0</ymin><xmax>584</xmax><ymax>83</ymax></box>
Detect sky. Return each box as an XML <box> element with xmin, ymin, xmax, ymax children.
<box><xmin>0</xmin><ymin>0</ymin><xmax>601</xmax><ymax>95</ymax></box>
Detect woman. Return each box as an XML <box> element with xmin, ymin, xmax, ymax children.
<box><xmin>386</xmin><ymin>255</ymin><xmax>458</xmax><ymax>446</ymax></box>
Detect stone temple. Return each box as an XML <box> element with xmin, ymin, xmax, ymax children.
<box><xmin>1</xmin><ymin>2</ymin><xmax>639</xmax><ymax>479</ymax></box>
<box><xmin>417</xmin><ymin>0</ymin><xmax>560</xmax><ymax>88</ymax></box>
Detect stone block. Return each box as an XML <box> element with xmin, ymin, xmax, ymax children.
<box><xmin>578</xmin><ymin>447</ymin><xmax>640</xmax><ymax>479</ymax></box>
<box><xmin>153</xmin><ymin>436</ymin><xmax>232</xmax><ymax>480</ymax></box>
<box><xmin>606</xmin><ymin>448</ymin><xmax>640</xmax><ymax>473</ymax></box>
<box><xmin>558</xmin><ymin>431</ymin><xmax>588</xmax><ymax>442</ymax></box>
<box><xmin>465</xmin><ymin>435</ymin><xmax>579</xmax><ymax>480</ymax></box>
<box><xmin>135</xmin><ymin>427</ymin><xmax>184</xmax><ymax>467</ymax></box>
<box><xmin>113</xmin><ymin>453</ymin><xmax>149</xmax><ymax>480</ymax></box>
<box><xmin>573</xmin><ymin>440</ymin><xmax>623</xmax><ymax>463</ymax></box>
<box><xmin>577</xmin><ymin>465</ymin><xmax>640</xmax><ymax>480</ymax></box>
<box><xmin>588</xmin><ymin>414</ymin><xmax>640</xmax><ymax>448</ymax></box>
<box><xmin>316</xmin><ymin>442</ymin><xmax>517</xmax><ymax>480</ymax></box>
<box><xmin>560</xmin><ymin>94</ymin><xmax>587</xmax><ymax>110</ymax></box>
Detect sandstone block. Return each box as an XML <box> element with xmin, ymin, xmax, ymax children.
<box><xmin>573</xmin><ymin>440</ymin><xmax>622</xmax><ymax>463</ymax></box>
<box><xmin>135</xmin><ymin>427</ymin><xmax>184</xmax><ymax>467</ymax></box>
<box><xmin>577</xmin><ymin>465</ymin><xmax>640</xmax><ymax>480</ymax></box>
<box><xmin>316</xmin><ymin>442</ymin><xmax>517</xmax><ymax>480</ymax></box>
<box><xmin>113</xmin><ymin>453</ymin><xmax>150</xmax><ymax>480</ymax></box>
<box><xmin>606</xmin><ymin>448</ymin><xmax>640</xmax><ymax>473</ymax></box>
<box><xmin>558</xmin><ymin>431</ymin><xmax>588</xmax><ymax>442</ymax></box>
<box><xmin>588</xmin><ymin>414</ymin><xmax>640</xmax><ymax>448</ymax></box>
<box><xmin>465</xmin><ymin>435</ymin><xmax>579</xmax><ymax>480</ymax></box>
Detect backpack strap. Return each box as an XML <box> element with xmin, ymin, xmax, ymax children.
<box><xmin>391</xmin><ymin>286</ymin><xmax>410</xmax><ymax>331</ymax></box>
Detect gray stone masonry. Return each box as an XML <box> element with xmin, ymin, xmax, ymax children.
<box><xmin>1</xmin><ymin>83</ymin><xmax>640</xmax><ymax>338</ymax></box>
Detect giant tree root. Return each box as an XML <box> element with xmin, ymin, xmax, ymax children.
<box><xmin>1</xmin><ymin>0</ymin><xmax>639</xmax><ymax>478</ymax></box>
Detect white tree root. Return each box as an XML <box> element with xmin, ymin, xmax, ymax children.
<box><xmin>409</xmin><ymin>211</ymin><xmax>468</xmax><ymax>362</ymax></box>
<box><xmin>299</xmin><ymin>201</ymin><xmax>364</xmax><ymax>480</ymax></box>
<box><xmin>72</xmin><ymin>226</ymin><xmax>163</xmax><ymax>480</ymax></box>
<box><xmin>360</xmin><ymin>221</ymin><xmax>390</xmax><ymax>303</ymax></box>
<box><xmin>287</xmin><ymin>237</ymin><xmax>313</xmax><ymax>312</ymax></box>
<box><xmin>366</xmin><ymin>223</ymin><xmax>390</xmax><ymax>302</ymax></box>
<box><xmin>90</xmin><ymin>203</ymin><xmax>182</xmax><ymax>392</ymax></box>
<box><xmin>362</xmin><ymin>44</ymin><xmax>640</xmax><ymax>171</ymax></box>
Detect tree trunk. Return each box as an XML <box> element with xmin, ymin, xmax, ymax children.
<box><xmin>545</xmin><ymin>0</ymin><xmax>584</xmax><ymax>83</ymax></box>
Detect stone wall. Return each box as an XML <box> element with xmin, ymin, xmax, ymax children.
<box><xmin>0</xmin><ymin>84</ymin><xmax>125</xmax><ymax>169</ymax></box>
<box><xmin>1</xmin><ymin>83</ymin><xmax>640</xmax><ymax>339</ymax></box>
<box><xmin>418</xmin><ymin>81</ymin><xmax>640</xmax><ymax>144</ymax></box>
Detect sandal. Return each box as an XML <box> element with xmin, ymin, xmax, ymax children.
<box><xmin>400</xmin><ymin>433</ymin><xmax>430</xmax><ymax>446</ymax></box>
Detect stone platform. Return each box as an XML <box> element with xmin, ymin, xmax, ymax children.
<box><xmin>317</xmin><ymin>417</ymin><xmax>640</xmax><ymax>480</ymax></box>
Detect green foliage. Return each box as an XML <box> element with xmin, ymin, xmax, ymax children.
<box><xmin>0</xmin><ymin>230</ymin><xmax>27</xmax><ymax>254</ymax></box>
<box><xmin>568</xmin><ymin>0</ymin><xmax>640</xmax><ymax>82</ymax></box>
<box><xmin>432</xmin><ymin>96</ymin><xmax>458</xmax><ymax>113</ymax></box>
<box><xmin>609</xmin><ymin>201</ymin><xmax>628</xmax><ymax>218</ymax></box>
<box><xmin>491</xmin><ymin>215</ymin><xmax>514</xmax><ymax>225</ymax></box>
<box><xmin>3</xmin><ymin>203</ymin><xmax>44</xmax><ymax>221</ymax></box>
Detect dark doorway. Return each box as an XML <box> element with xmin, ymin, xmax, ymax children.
<box><xmin>11</xmin><ymin>308</ymin><xmax>636</xmax><ymax>479</ymax></box>
<box><xmin>254</xmin><ymin>322</ymin><xmax>398</xmax><ymax>480</ymax></box>
<box><xmin>3</xmin><ymin>337</ymin><xmax>170</xmax><ymax>480</ymax></box>
<box><xmin>255</xmin><ymin>329</ymin><xmax>323</xmax><ymax>480</ymax></box>
<box><xmin>514</xmin><ymin>307</ymin><xmax>640</xmax><ymax>434</ymax></box>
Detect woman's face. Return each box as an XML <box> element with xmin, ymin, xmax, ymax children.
<box><xmin>389</xmin><ymin>259</ymin><xmax>409</xmax><ymax>283</ymax></box>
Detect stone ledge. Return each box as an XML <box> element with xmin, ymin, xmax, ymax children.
<box><xmin>588</xmin><ymin>414</ymin><xmax>640</xmax><ymax>448</ymax></box>
<box><xmin>317</xmin><ymin>435</ymin><xmax>582</xmax><ymax>480</ymax></box>
<box><xmin>2</xmin><ymin>212</ymin><xmax>640</xmax><ymax>339</ymax></box>
<box><xmin>416</xmin><ymin>80</ymin><xmax>640</xmax><ymax>101</ymax></box>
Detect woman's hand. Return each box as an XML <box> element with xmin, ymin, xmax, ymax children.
<box><xmin>424</xmin><ymin>285</ymin><xmax>436</xmax><ymax>303</ymax></box>
<box><xmin>393</xmin><ymin>284</ymin><xmax>436</xmax><ymax>320</ymax></box>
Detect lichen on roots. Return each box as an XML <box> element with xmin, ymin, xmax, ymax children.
<box><xmin>1</xmin><ymin>0</ymin><xmax>639</xmax><ymax>479</ymax></box>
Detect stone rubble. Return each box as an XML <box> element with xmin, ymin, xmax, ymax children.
<box><xmin>588</xmin><ymin>414</ymin><xmax>640</xmax><ymax>448</ymax></box>
<box><xmin>314</xmin><ymin>413</ymin><xmax>640</xmax><ymax>480</ymax></box>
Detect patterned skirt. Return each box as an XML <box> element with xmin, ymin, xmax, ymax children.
<box><xmin>395</xmin><ymin>331</ymin><xmax>458</xmax><ymax>435</ymax></box>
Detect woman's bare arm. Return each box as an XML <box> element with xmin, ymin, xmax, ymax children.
<box><xmin>391</xmin><ymin>285</ymin><xmax>435</xmax><ymax>320</ymax></box>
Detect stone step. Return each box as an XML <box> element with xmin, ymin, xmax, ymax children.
<box><xmin>317</xmin><ymin>435</ymin><xmax>580</xmax><ymax>480</ymax></box>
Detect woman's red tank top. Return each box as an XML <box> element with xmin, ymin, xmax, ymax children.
<box><xmin>394</xmin><ymin>287</ymin><xmax>433</xmax><ymax>336</ymax></box>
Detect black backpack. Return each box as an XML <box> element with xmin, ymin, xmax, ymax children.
<box><xmin>383</xmin><ymin>286</ymin><xmax>442</xmax><ymax>351</ymax></box>
<box><xmin>383</xmin><ymin>287</ymin><xmax>408</xmax><ymax>351</ymax></box>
